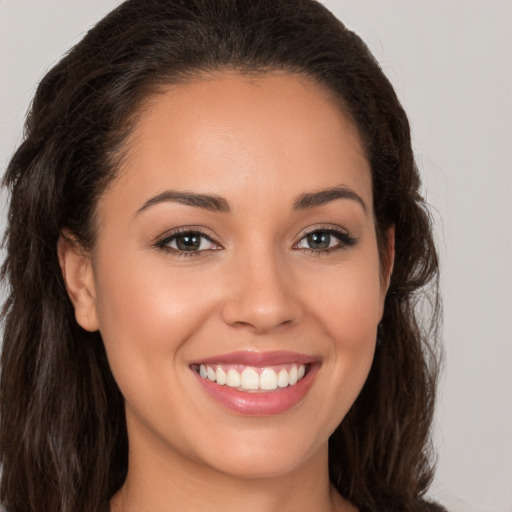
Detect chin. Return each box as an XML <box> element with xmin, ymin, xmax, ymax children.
<box><xmin>187</xmin><ymin>418</ymin><xmax>334</xmax><ymax>481</ymax></box>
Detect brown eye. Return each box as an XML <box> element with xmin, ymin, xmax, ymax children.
<box><xmin>175</xmin><ymin>233</ymin><xmax>203</xmax><ymax>251</ymax></box>
<box><xmin>305</xmin><ymin>231</ymin><xmax>332</xmax><ymax>250</ymax></box>
<box><xmin>159</xmin><ymin>231</ymin><xmax>219</xmax><ymax>253</ymax></box>
<box><xmin>295</xmin><ymin>228</ymin><xmax>357</xmax><ymax>252</ymax></box>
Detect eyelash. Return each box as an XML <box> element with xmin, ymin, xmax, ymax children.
<box><xmin>293</xmin><ymin>227</ymin><xmax>358</xmax><ymax>255</ymax></box>
<box><xmin>154</xmin><ymin>228</ymin><xmax>221</xmax><ymax>258</ymax></box>
<box><xmin>154</xmin><ymin>226</ymin><xmax>357</xmax><ymax>257</ymax></box>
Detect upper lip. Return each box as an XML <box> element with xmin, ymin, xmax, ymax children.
<box><xmin>191</xmin><ymin>350</ymin><xmax>317</xmax><ymax>366</ymax></box>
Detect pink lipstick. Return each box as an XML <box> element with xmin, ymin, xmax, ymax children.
<box><xmin>190</xmin><ymin>351</ymin><xmax>319</xmax><ymax>416</ymax></box>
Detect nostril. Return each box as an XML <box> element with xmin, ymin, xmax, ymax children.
<box><xmin>223</xmin><ymin>302</ymin><xmax>298</xmax><ymax>332</ymax></box>
<box><xmin>222</xmin><ymin>304</ymin><xmax>299</xmax><ymax>333</ymax></box>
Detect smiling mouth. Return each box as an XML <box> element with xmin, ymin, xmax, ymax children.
<box><xmin>192</xmin><ymin>363</ymin><xmax>310</xmax><ymax>393</ymax></box>
<box><xmin>190</xmin><ymin>352</ymin><xmax>319</xmax><ymax>415</ymax></box>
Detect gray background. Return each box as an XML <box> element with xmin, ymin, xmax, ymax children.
<box><xmin>1</xmin><ymin>1</ymin><xmax>511</xmax><ymax>511</ymax></box>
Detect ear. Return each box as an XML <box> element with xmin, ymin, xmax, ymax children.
<box><xmin>57</xmin><ymin>231</ymin><xmax>99</xmax><ymax>332</ymax></box>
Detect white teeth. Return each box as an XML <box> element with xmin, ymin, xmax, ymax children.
<box><xmin>260</xmin><ymin>368</ymin><xmax>278</xmax><ymax>390</ymax></box>
<box><xmin>226</xmin><ymin>368</ymin><xmax>241</xmax><ymax>387</ymax></box>
<box><xmin>198</xmin><ymin>364</ymin><xmax>308</xmax><ymax>392</ymax></box>
<box><xmin>277</xmin><ymin>368</ymin><xmax>289</xmax><ymax>388</ymax></box>
<box><xmin>288</xmin><ymin>365</ymin><xmax>298</xmax><ymax>385</ymax></box>
<box><xmin>215</xmin><ymin>367</ymin><xmax>227</xmax><ymax>385</ymax></box>
<box><xmin>240</xmin><ymin>367</ymin><xmax>259</xmax><ymax>390</ymax></box>
<box><xmin>207</xmin><ymin>366</ymin><xmax>216</xmax><ymax>381</ymax></box>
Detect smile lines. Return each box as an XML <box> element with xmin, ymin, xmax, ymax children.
<box><xmin>196</xmin><ymin>364</ymin><xmax>308</xmax><ymax>392</ymax></box>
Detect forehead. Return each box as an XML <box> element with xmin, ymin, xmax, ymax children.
<box><xmin>107</xmin><ymin>71</ymin><xmax>372</xmax><ymax>213</ymax></box>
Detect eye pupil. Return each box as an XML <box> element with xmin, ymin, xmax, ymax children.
<box><xmin>307</xmin><ymin>231</ymin><xmax>331</xmax><ymax>249</ymax></box>
<box><xmin>176</xmin><ymin>234</ymin><xmax>201</xmax><ymax>251</ymax></box>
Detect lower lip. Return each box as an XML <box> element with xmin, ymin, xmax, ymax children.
<box><xmin>193</xmin><ymin>364</ymin><xmax>319</xmax><ymax>416</ymax></box>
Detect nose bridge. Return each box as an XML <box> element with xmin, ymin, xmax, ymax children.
<box><xmin>221</xmin><ymin>242</ymin><xmax>301</xmax><ymax>333</ymax></box>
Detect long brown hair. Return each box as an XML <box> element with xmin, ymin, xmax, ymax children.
<box><xmin>1</xmin><ymin>1</ymin><xmax>443</xmax><ymax>511</ymax></box>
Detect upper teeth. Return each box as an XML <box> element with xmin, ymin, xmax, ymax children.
<box><xmin>198</xmin><ymin>364</ymin><xmax>307</xmax><ymax>392</ymax></box>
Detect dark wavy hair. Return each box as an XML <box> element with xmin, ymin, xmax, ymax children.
<box><xmin>1</xmin><ymin>1</ymin><xmax>443</xmax><ymax>511</ymax></box>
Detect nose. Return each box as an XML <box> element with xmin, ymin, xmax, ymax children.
<box><xmin>220</xmin><ymin>250</ymin><xmax>303</xmax><ymax>334</ymax></box>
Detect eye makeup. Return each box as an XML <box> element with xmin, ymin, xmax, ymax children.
<box><xmin>152</xmin><ymin>223</ymin><xmax>358</xmax><ymax>259</ymax></box>
<box><xmin>294</xmin><ymin>226</ymin><xmax>358</xmax><ymax>255</ymax></box>
<box><xmin>154</xmin><ymin>227</ymin><xmax>222</xmax><ymax>257</ymax></box>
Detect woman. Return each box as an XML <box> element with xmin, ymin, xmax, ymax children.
<box><xmin>0</xmin><ymin>1</ymin><xmax>443</xmax><ymax>511</ymax></box>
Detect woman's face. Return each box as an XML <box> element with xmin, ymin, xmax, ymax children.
<box><xmin>69</xmin><ymin>72</ymin><xmax>391</xmax><ymax>480</ymax></box>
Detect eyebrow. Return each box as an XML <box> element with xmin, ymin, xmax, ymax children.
<box><xmin>292</xmin><ymin>186</ymin><xmax>367</xmax><ymax>213</ymax></box>
<box><xmin>136</xmin><ymin>190</ymin><xmax>231</xmax><ymax>215</ymax></box>
<box><xmin>135</xmin><ymin>184</ymin><xmax>366</xmax><ymax>216</ymax></box>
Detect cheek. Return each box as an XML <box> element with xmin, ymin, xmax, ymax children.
<box><xmin>302</xmin><ymin>254</ymin><xmax>384</xmax><ymax>339</ymax></box>
<box><xmin>324</xmin><ymin>282</ymin><xmax>379</xmax><ymax>383</ymax></box>
<box><xmin>92</xmin><ymin>249</ymin><xmax>214</xmax><ymax>377</ymax></box>
<box><xmin>298</xmin><ymin>255</ymin><xmax>382</xmax><ymax>406</ymax></box>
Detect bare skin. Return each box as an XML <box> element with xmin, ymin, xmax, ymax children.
<box><xmin>59</xmin><ymin>71</ymin><xmax>392</xmax><ymax>512</ymax></box>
